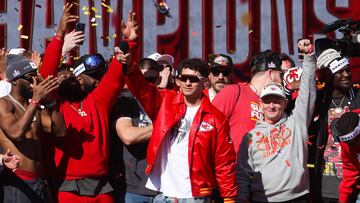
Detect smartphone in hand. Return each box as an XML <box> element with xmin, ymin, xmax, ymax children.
<box><xmin>75</xmin><ymin>23</ymin><xmax>85</xmax><ymax>45</ymax></box>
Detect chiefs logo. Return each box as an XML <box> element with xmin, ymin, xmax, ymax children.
<box><xmin>199</xmin><ymin>122</ymin><xmax>214</xmax><ymax>132</ymax></box>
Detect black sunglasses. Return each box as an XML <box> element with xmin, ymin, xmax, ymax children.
<box><xmin>159</xmin><ymin>64</ymin><xmax>173</xmax><ymax>72</ymax></box>
<box><xmin>210</xmin><ymin>69</ymin><xmax>232</xmax><ymax>77</ymax></box>
<box><xmin>178</xmin><ymin>74</ymin><xmax>203</xmax><ymax>83</ymax></box>
<box><xmin>21</xmin><ymin>75</ymin><xmax>35</xmax><ymax>83</ymax></box>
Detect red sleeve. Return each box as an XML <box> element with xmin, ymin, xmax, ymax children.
<box><xmin>212</xmin><ymin>84</ymin><xmax>240</xmax><ymax>119</ymax></box>
<box><xmin>125</xmin><ymin>66</ymin><xmax>163</xmax><ymax>121</ymax></box>
<box><xmin>91</xmin><ymin>57</ymin><xmax>125</xmax><ymax>113</ymax></box>
<box><xmin>90</xmin><ymin>40</ymin><xmax>136</xmax><ymax>112</ymax></box>
<box><xmin>339</xmin><ymin>142</ymin><xmax>359</xmax><ymax>203</ymax></box>
<box><xmin>215</xmin><ymin>117</ymin><xmax>237</xmax><ymax>199</ymax></box>
<box><xmin>39</xmin><ymin>37</ymin><xmax>63</xmax><ymax>78</ymax></box>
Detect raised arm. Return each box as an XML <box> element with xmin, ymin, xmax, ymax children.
<box><xmin>293</xmin><ymin>39</ymin><xmax>316</xmax><ymax>129</ymax></box>
<box><xmin>39</xmin><ymin>3</ymin><xmax>78</xmax><ymax>78</ymax></box>
<box><xmin>0</xmin><ymin>99</ymin><xmax>39</xmax><ymax>141</ymax></box>
<box><xmin>0</xmin><ymin>76</ymin><xmax>60</xmax><ymax>140</ymax></box>
<box><xmin>40</xmin><ymin>92</ymin><xmax>66</xmax><ymax>137</ymax></box>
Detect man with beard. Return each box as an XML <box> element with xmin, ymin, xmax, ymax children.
<box><xmin>39</xmin><ymin>11</ymin><xmax>138</xmax><ymax>202</ymax></box>
<box><xmin>0</xmin><ymin>55</ymin><xmax>66</xmax><ymax>203</ymax></box>
<box><xmin>205</xmin><ymin>54</ymin><xmax>233</xmax><ymax>102</ymax></box>
<box><xmin>308</xmin><ymin>47</ymin><xmax>360</xmax><ymax>203</ymax></box>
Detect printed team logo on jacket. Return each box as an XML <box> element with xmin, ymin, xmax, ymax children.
<box><xmin>199</xmin><ymin>122</ymin><xmax>214</xmax><ymax>132</ymax></box>
<box><xmin>250</xmin><ymin>101</ymin><xmax>263</xmax><ymax>121</ymax></box>
<box><xmin>255</xmin><ymin>124</ymin><xmax>292</xmax><ymax>158</ymax></box>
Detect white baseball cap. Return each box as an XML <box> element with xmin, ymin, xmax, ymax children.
<box><xmin>261</xmin><ymin>82</ymin><xmax>286</xmax><ymax>99</ymax></box>
<box><xmin>8</xmin><ymin>48</ymin><xmax>26</xmax><ymax>56</ymax></box>
<box><xmin>147</xmin><ymin>52</ymin><xmax>174</xmax><ymax>65</ymax></box>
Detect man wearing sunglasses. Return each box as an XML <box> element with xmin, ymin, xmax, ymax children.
<box><xmin>147</xmin><ymin>52</ymin><xmax>176</xmax><ymax>89</ymax></box>
<box><xmin>120</xmin><ymin>55</ymin><xmax>237</xmax><ymax>202</ymax></box>
<box><xmin>205</xmin><ymin>54</ymin><xmax>233</xmax><ymax>102</ymax></box>
<box><xmin>0</xmin><ymin>55</ymin><xmax>66</xmax><ymax>202</ymax></box>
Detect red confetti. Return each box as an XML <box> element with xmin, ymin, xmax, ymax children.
<box><xmin>307</xmin><ymin>140</ymin><xmax>313</xmax><ymax>145</ymax></box>
<box><xmin>192</xmin><ymin>31</ymin><xmax>198</xmax><ymax>36</ymax></box>
<box><xmin>318</xmin><ymin>145</ymin><xmax>325</xmax><ymax>149</ymax></box>
<box><xmin>285</xmin><ymin>160</ymin><xmax>291</xmax><ymax>167</ymax></box>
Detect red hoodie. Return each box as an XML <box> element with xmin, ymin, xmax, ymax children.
<box><xmin>39</xmin><ymin>36</ymin><xmax>136</xmax><ymax>179</ymax></box>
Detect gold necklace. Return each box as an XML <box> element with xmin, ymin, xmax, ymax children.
<box><xmin>331</xmin><ymin>96</ymin><xmax>346</xmax><ymax>114</ymax></box>
<box><xmin>69</xmin><ymin>102</ymin><xmax>87</xmax><ymax>117</ymax></box>
<box><xmin>7</xmin><ymin>95</ymin><xmax>37</xmax><ymax>122</ymax></box>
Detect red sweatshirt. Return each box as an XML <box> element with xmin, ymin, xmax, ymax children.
<box><xmin>339</xmin><ymin>140</ymin><xmax>360</xmax><ymax>202</ymax></box>
<box><xmin>39</xmin><ymin>37</ymin><xmax>136</xmax><ymax>179</ymax></box>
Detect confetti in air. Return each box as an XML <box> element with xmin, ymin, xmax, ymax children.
<box><xmin>91</xmin><ymin>7</ymin><xmax>98</xmax><ymax>13</ymax></box>
<box><xmin>20</xmin><ymin>35</ymin><xmax>29</xmax><ymax>39</ymax></box>
<box><xmin>241</xmin><ymin>13</ymin><xmax>250</xmax><ymax>25</ymax></box>
<box><xmin>17</xmin><ymin>24</ymin><xmax>23</xmax><ymax>31</ymax></box>
<box><xmin>153</xmin><ymin>0</ymin><xmax>172</xmax><ymax>18</ymax></box>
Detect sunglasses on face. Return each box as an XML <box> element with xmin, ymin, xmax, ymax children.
<box><xmin>210</xmin><ymin>69</ymin><xmax>232</xmax><ymax>77</ymax></box>
<box><xmin>178</xmin><ymin>74</ymin><xmax>203</xmax><ymax>83</ymax></box>
<box><xmin>159</xmin><ymin>64</ymin><xmax>173</xmax><ymax>72</ymax></box>
<box><xmin>21</xmin><ymin>74</ymin><xmax>36</xmax><ymax>83</ymax></box>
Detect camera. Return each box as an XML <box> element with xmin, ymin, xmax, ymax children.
<box><xmin>315</xmin><ymin>18</ymin><xmax>360</xmax><ymax>57</ymax></box>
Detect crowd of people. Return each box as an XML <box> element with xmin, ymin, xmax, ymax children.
<box><xmin>0</xmin><ymin>3</ymin><xmax>359</xmax><ymax>203</ymax></box>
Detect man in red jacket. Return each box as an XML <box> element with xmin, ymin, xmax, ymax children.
<box><xmin>119</xmin><ymin>53</ymin><xmax>237</xmax><ymax>202</ymax></box>
<box><xmin>331</xmin><ymin>110</ymin><xmax>360</xmax><ymax>203</ymax></box>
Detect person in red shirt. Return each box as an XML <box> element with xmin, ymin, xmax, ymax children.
<box><xmin>212</xmin><ymin>49</ymin><xmax>283</xmax><ymax>152</ymax></box>
<box><xmin>331</xmin><ymin>110</ymin><xmax>360</xmax><ymax>203</ymax></box>
<box><xmin>38</xmin><ymin>8</ymin><xmax>138</xmax><ymax>203</ymax></box>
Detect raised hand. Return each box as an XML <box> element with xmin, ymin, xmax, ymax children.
<box><xmin>31</xmin><ymin>75</ymin><xmax>59</xmax><ymax>103</ymax></box>
<box><xmin>31</xmin><ymin>51</ymin><xmax>42</xmax><ymax>68</ymax></box>
<box><xmin>158</xmin><ymin>67</ymin><xmax>171</xmax><ymax>88</ymax></box>
<box><xmin>121</xmin><ymin>11</ymin><xmax>139</xmax><ymax>41</ymax></box>
<box><xmin>115</xmin><ymin>48</ymin><xmax>133</xmax><ymax>67</ymax></box>
<box><xmin>298</xmin><ymin>39</ymin><xmax>313</xmax><ymax>55</ymax></box>
<box><xmin>2</xmin><ymin>149</ymin><xmax>21</xmax><ymax>172</ymax></box>
<box><xmin>56</xmin><ymin>3</ymin><xmax>79</xmax><ymax>37</ymax></box>
<box><xmin>62</xmin><ymin>30</ymin><xmax>86</xmax><ymax>56</ymax></box>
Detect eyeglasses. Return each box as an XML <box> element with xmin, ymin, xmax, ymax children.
<box><xmin>210</xmin><ymin>69</ymin><xmax>232</xmax><ymax>77</ymax></box>
<box><xmin>178</xmin><ymin>74</ymin><xmax>203</xmax><ymax>83</ymax></box>
<box><xmin>21</xmin><ymin>75</ymin><xmax>35</xmax><ymax>83</ymax></box>
<box><xmin>159</xmin><ymin>64</ymin><xmax>173</xmax><ymax>72</ymax></box>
